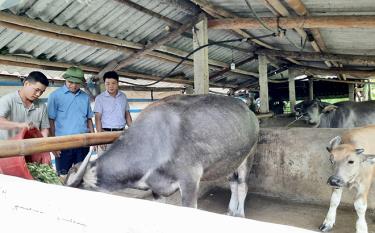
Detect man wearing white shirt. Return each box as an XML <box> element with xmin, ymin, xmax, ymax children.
<box><xmin>94</xmin><ymin>71</ymin><xmax>132</xmax><ymax>137</ymax></box>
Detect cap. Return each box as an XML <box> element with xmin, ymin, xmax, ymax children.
<box><xmin>63</xmin><ymin>66</ymin><xmax>85</xmax><ymax>84</ymax></box>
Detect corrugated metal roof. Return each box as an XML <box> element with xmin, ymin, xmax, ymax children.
<box><xmin>0</xmin><ymin>0</ymin><xmax>371</xmax><ymax>90</ymax></box>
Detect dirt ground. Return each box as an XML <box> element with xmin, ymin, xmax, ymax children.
<box><xmin>119</xmin><ymin>188</ymin><xmax>375</xmax><ymax>233</ymax></box>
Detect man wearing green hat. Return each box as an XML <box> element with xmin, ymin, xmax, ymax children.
<box><xmin>47</xmin><ymin>66</ymin><xmax>94</xmax><ymax>175</ymax></box>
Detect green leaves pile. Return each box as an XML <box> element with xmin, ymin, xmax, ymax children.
<box><xmin>27</xmin><ymin>163</ymin><xmax>62</xmax><ymax>185</ymax></box>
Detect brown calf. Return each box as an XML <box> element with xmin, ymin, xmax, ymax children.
<box><xmin>321</xmin><ymin>125</ymin><xmax>375</xmax><ymax>233</ymax></box>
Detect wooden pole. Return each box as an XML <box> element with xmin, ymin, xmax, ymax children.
<box><xmin>259</xmin><ymin>55</ymin><xmax>269</xmax><ymax>113</ymax></box>
<box><xmin>256</xmin><ymin>49</ymin><xmax>375</xmax><ymax>66</ymax></box>
<box><xmin>288</xmin><ymin>69</ymin><xmax>296</xmax><ymax>112</ymax></box>
<box><xmin>193</xmin><ymin>15</ymin><xmax>209</xmax><ymax>94</ymax></box>
<box><xmin>369</xmin><ymin>81</ymin><xmax>373</xmax><ymax>100</ymax></box>
<box><xmin>348</xmin><ymin>84</ymin><xmax>355</xmax><ymax>101</ymax></box>
<box><xmin>309</xmin><ymin>78</ymin><xmax>314</xmax><ymax>100</ymax></box>
<box><xmin>0</xmin><ymin>132</ymin><xmax>121</xmax><ymax>158</ymax></box>
<box><xmin>208</xmin><ymin>16</ymin><xmax>375</xmax><ymax>30</ymax></box>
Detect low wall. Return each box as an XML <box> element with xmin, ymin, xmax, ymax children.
<box><xmin>247</xmin><ymin>127</ymin><xmax>375</xmax><ymax>209</ymax></box>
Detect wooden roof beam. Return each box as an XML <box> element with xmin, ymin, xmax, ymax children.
<box><xmin>291</xmin><ymin>65</ymin><xmax>375</xmax><ymax>78</ymax></box>
<box><xmin>0</xmin><ymin>12</ymin><xmax>255</xmax><ymax>78</ymax></box>
<box><xmin>190</xmin><ymin>0</ymin><xmax>275</xmax><ymax>49</ymax></box>
<box><xmin>190</xmin><ymin>0</ymin><xmax>301</xmax><ymax>65</ymax></box>
<box><xmin>115</xmin><ymin>0</ymin><xmax>247</xmax><ymax>53</ymax></box>
<box><xmin>262</xmin><ymin>0</ymin><xmax>333</xmax><ymax>67</ymax></box>
<box><xmin>255</xmin><ymin>49</ymin><xmax>375</xmax><ymax>66</ymax></box>
<box><xmin>284</xmin><ymin>0</ymin><xmax>341</xmax><ymax>69</ymax></box>
<box><xmin>0</xmin><ymin>54</ymin><xmax>237</xmax><ymax>88</ymax></box>
<box><xmin>208</xmin><ymin>16</ymin><xmax>375</xmax><ymax>29</ymax></box>
<box><xmin>109</xmin><ymin>14</ymin><xmax>203</xmax><ymax>71</ymax></box>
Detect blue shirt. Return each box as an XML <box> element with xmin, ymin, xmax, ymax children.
<box><xmin>93</xmin><ymin>90</ymin><xmax>130</xmax><ymax>128</ymax></box>
<box><xmin>47</xmin><ymin>85</ymin><xmax>93</xmax><ymax>136</ymax></box>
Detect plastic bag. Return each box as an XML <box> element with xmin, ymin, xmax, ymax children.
<box><xmin>0</xmin><ymin>128</ymin><xmax>51</xmax><ymax>179</ymax></box>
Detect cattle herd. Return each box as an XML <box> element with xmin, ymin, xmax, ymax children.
<box><xmin>65</xmin><ymin>95</ymin><xmax>375</xmax><ymax>233</ymax></box>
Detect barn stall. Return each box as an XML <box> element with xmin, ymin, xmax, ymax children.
<box><xmin>0</xmin><ymin>0</ymin><xmax>375</xmax><ymax>232</ymax></box>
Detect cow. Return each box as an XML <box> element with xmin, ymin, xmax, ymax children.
<box><xmin>65</xmin><ymin>94</ymin><xmax>259</xmax><ymax>217</ymax></box>
<box><xmin>294</xmin><ymin>99</ymin><xmax>375</xmax><ymax>128</ymax></box>
<box><xmin>321</xmin><ymin>125</ymin><xmax>375</xmax><ymax>233</ymax></box>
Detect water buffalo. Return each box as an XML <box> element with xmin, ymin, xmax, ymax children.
<box><xmin>321</xmin><ymin>126</ymin><xmax>375</xmax><ymax>233</ymax></box>
<box><xmin>294</xmin><ymin>99</ymin><xmax>375</xmax><ymax>128</ymax></box>
<box><xmin>65</xmin><ymin>94</ymin><xmax>259</xmax><ymax>217</ymax></box>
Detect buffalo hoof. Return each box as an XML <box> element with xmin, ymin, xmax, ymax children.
<box><xmin>226</xmin><ymin>211</ymin><xmax>245</xmax><ymax>218</ymax></box>
<box><xmin>319</xmin><ymin>223</ymin><xmax>333</xmax><ymax>232</ymax></box>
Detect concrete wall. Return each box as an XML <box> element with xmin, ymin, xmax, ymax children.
<box><xmin>248</xmin><ymin>128</ymin><xmax>375</xmax><ymax>209</ymax></box>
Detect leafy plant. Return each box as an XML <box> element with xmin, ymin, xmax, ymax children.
<box><xmin>27</xmin><ymin>163</ymin><xmax>62</xmax><ymax>185</ymax></box>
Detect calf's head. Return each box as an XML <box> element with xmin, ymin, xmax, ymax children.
<box><xmin>326</xmin><ymin>136</ymin><xmax>375</xmax><ymax>188</ymax></box>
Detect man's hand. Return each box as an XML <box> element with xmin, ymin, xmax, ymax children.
<box><xmin>100</xmin><ymin>144</ymin><xmax>107</xmax><ymax>151</ymax></box>
<box><xmin>18</xmin><ymin>121</ymin><xmax>36</xmax><ymax>130</ymax></box>
<box><xmin>52</xmin><ymin>151</ymin><xmax>61</xmax><ymax>158</ymax></box>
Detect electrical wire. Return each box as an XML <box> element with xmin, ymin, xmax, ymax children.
<box><xmin>119</xmin><ymin>33</ymin><xmax>276</xmax><ymax>87</ymax></box>
<box><xmin>244</xmin><ymin>0</ymin><xmax>302</xmax><ymax>50</ymax></box>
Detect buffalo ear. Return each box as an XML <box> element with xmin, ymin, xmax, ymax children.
<box><xmin>362</xmin><ymin>154</ymin><xmax>375</xmax><ymax>164</ymax></box>
<box><xmin>328</xmin><ymin>136</ymin><xmax>341</xmax><ymax>151</ymax></box>
<box><xmin>356</xmin><ymin>148</ymin><xmax>365</xmax><ymax>155</ymax></box>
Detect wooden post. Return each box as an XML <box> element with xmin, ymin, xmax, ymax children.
<box><xmin>309</xmin><ymin>78</ymin><xmax>314</xmax><ymax>100</ymax></box>
<box><xmin>185</xmin><ymin>86</ymin><xmax>194</xmax><ymax>94</ymax></box>
<box><xmin>368</xmin><ymin>81</ymin><xmax>372</xmax><ymax>100</ymax></box>
<box><xmin>193</xmin><ymin>15</ymin><xmax>209</xmax><ymax>94</ymax></box>
<box><xmin>288</xmin><ymin>69</ymin><xmax>296</xmax><ymax>113</ymax></box>
<box><xmin>348</xmin><ymin>84</ymin><xmax>355</xmax><ymax>101</ymax></box>
<box><xmin>258</xmin><ymin>55</ymin><xmax>269</xmax><ymax>113</ymax></box>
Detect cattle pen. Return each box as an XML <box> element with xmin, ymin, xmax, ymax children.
<box><xmin>0</xmin><ymin>0</ymin><xmax>375</xmax><ymax>233</ymax></box>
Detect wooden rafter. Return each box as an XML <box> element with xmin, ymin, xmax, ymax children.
<box><xmin>208</xmin><ymin>16</ymin><xmax>375</xmax><ymax>30</ymax></box>
<box><xmin>261</xmin><ymin>0</ymin><xmax>334</xmax><ymax>68</ymax></box>
<box><xmin>115</xmin><ymin>0</ymin><xmax>249</xmax><ymax>54</ymax></box>
<box><xmin>190</xmin><ymin>0</ymin><xmax>301</xmax><ymax>66</ymax></box>
<box><xmin>0</xmin><ymin>12</ymin><xmax>255</xmax><ymax>78</ymax></box>
<box><xmin>0</xmin><ymin>54</ymin><xmax>237</xmax><ymax>88</ymax></box>
<box><xmin>111</xmin><ymin>14</ymin><xmax>203</xmax><ymax>70</ymax></box>
<box><xmin>291</xmin><ymin>65</ymin><xmax>375</xmax><ymax>78</ymax></box>
<box><xmin>255</xmin><ymin>49</ymin><xmax>375</xmax><ymax>66</ymax></box>
<box><xmin>190</xmin><ymin>0</ymin><xmax>276</xmax><ymax>49</ymax></box>
<box><xmin>284</xmin><ymin>0</ymin><xmax>342</xmax><ymax>70</ymax></box>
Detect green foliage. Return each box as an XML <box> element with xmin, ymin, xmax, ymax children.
<box><xmin>27</xmin><ymin>163</ymin><xmax>62</xmax><ymax>185</ymax></box>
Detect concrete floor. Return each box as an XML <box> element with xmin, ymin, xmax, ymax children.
<box><xmin>119</xmin><ymin>188</ymin><xmax>375</xmax><ymax>233</ymax></box>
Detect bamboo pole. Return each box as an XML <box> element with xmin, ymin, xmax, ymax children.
<box><xmin>208</xmin><ymin>16</ymin><xmax>375</xmax><ymax>30</ymax></box>
<box><xmin>0</xmin><ymin>132</ymin><xmax>122</xmax><ymax>158</ymax></box>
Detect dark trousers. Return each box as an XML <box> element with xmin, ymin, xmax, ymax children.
<box><xmin>55</xmin><ymin>147</ymin><xmax>90</xmax><ymax>175</ymax></box>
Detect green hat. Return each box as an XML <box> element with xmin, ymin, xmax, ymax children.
<box><xmin>63</xmin><ymin>66</ymin><xmax>85</xmax><ymax>84</ymax></box>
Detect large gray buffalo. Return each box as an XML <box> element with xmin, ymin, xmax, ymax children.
<box><xmin>294</xmin><ymin>99</ymin><xmax>375</xmax><ymax>128</ymax></box>
<box><xmin>65</xmin><ymin>94</ymin><xmax>259</xmax><ymax>217</ymax></box>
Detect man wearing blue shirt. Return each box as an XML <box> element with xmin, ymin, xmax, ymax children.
<box><xmin>48</xmin><ymin>66</ymin><xmax>94</xmax><ymax>175</ymax></box>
